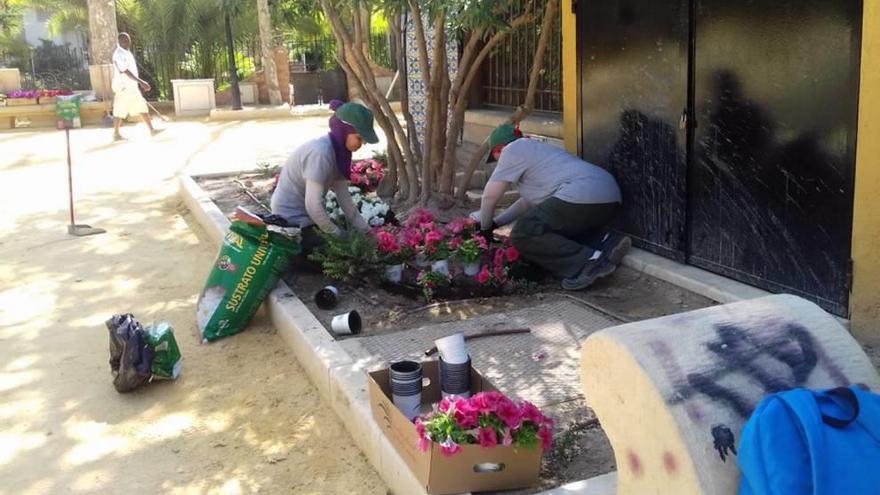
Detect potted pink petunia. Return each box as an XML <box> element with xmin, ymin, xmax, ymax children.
<box><xmin>415</xmin><ymin>392</ymin><xmax>554</xmax><ymax>456</ymax></box>
<box><xmin>372</xmin><ymin>225</ymin><xmax>411</xmax><ymax>282</ymax></box>
<box><xmin>350</xmin><ymin>157</ymin><xmax>385</xmax><ymax>191</ymax></box>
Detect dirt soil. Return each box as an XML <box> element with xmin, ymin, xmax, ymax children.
<box><xmin>0</xmin><ymin>125</ymin><xmax>386</xmax><ymax>495</ymax></box>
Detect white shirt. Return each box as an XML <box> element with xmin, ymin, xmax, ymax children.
<box><xmin>112</xmin><ymin>46</ymin><xmax>139</xmax><ymax>92</ymax></box>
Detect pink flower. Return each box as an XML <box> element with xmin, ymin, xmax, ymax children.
<box><xmin>475</xmin><ymin>266</ymin><xmax>491</xmax><ymax>284</ymax></box>
<box><xmin>477</xmin><ymin>427</ymin><xmax>498</xmax><ymax>448</ymax></box>
<box><xmin>438</xmin><ymin>397</ymin><xmax>454</xmax><ymax>413</ymax></box>
<box><xmin>470</xmin><ymin>391</ymin><xmax>505</xmax><ymax>413</ymax></box>
<box><xmin>494</xmin><ymin>248</ymin><xmax>505</xmax><ymax>267</ymax></box>
<box><xmin>415</xmin><ymin>418</ymin><xmax>432</xmax><ymax>452</ymax></box>
<box><xmin>538</xmin><ymin>427</ymin><xmax>553</xmax><ymax>449</ymax></box>
<box><xmin>446</xmin><ymin>217</ymin><xmax>477</xmax><ymax>235</ymax></box>
<box><xmin>405</xmin><ymin>208</ymin><xmax>435</xmax><ymax>228</ymax></box>
<box><xmin>452</xmin><ymin>397</ymin><xmax>479</xmax><ymax>428</ymax></box>
<box><xmin>505</xmin><ymin>246</ymin><xmax>520</xmax><ymax>262</ymax></box>
<box><xmin>425</xmin><ymin>230</ymin><xmax>444</xmax><ymax>245</ymax></box>
<box><xmin>418</xmin><ymin>436</ymin><xmax>431</xmax><ymax>452</ymax></box>
<box><xmin>496</xmin><ymin>399</ymin><xmax>522</xmax><ymax>429</ymax></box>
<box><xmin>448</xmin><ymin>236</ymin><xmax>463</xmax><ymax>250</ymax></box>
<box><xmin>400</xmin><ymin>228</ymin><xmax>422</xmax><ymax>249</ymax></box>
<box><xmin>475</xmin><ymin>235</ymin><xmax>489</xmax><ymax>250</ymax></box>
<box><xmin>501</xmin><ymin>428</ymin><xmax>513</xmax><ymax>446</ymax></box>
<box><xmin>519</xmin><ymin>401</ymin><xmax>544</xmax><ymax>425</ymax></box>
<box><xmin>493</xmin><ymin>265</ymin><xmax>506</xmax><ymax>283</ymax></box>
<box><xmin>376</xmin><ymin>230</ymin><xmax>400</xmax><ymax>254</ymax></box>
<box><xmin>439</xmin><ymin>437</ymin><xmax>462</xmax><ymax>456</ymax></box>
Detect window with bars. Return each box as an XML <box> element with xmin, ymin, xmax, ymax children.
<box><xmin>480</xmin><ymin>0</ymin><xmax>562</xmax><ymax>113</ymax></box>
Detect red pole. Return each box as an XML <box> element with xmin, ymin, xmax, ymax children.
<box><xmin>66</xmin><ymin>127</ymin><xmax>75</xmax><ymax>226</ymax></box>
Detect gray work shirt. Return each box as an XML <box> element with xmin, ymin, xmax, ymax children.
<box><xmin>490</xmin><ymin>138</ymin><xmax>622</xmax><ymax>205</ymax></box>
<box><xmin>270</xmin><ymin>135</ymin><xmax>342</xmax><ymax>227</ymax></box>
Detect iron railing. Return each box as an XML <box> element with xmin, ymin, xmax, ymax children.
<box><xmin>481</xmin><ymin>0</ymin><xmax>562</xmax><ymax>113</ymax></box>
<box><xmin>285</xmin><ymin>33</ymin><xmax>396</xmax><ymax>72</ymax></box>
<box><xmin>137</xmin><ymin>38</ymin><xmax>260</xmax><ymax>100</ymax></box>
<box><xmin>0</xmin><ymin>42</ymin><xmax>90</xmax><ymax>90</ymax></box>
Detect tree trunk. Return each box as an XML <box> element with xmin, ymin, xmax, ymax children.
<box><xmin>225</xmin><ymin>12</ymin><xmax>242</xmax><ymax>111</ymax></box>
<box><xmin>256</xmin><ymin>0</ymin><xmax>282</xmax><ymax>105</ymax></box>
<box><xmin>454</xmin><ymin>0</ymin><xmax>559</xmax><ymax>201</ymax></box>
<box><xmin>86</xmin><ymin>0</ymin><xmax>118</xmax><ymax>65</ymax></box>
<box><xmin>441</xmin><ymin>10</ymin><xmax>536</xmax><ymax>196</ymax></box>
<box><xmin>392</xmin><ymin>13</ymin><xmax>421</xmax><ymax>200</ymax></box>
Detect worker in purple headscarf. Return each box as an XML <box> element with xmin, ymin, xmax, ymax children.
<box><xmin>270</xmin><ymin>100</ymin><xmax>380</xmax><ymax>253</ymax></box>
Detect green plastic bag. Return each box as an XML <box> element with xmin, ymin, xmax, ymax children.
<box><xmin>144</xmin><ymin>321</ymin><xmax>182</xmax><ymax>379</ymax></box>
<box><xmin>196</xmin><ymin>220</ymin><xmax>301</xmax><ymax>342</ymax></box>
<box><xmin>55</xmin><ymin>94</ymin><xmax>81</xmax><ymax>121</ymax></box>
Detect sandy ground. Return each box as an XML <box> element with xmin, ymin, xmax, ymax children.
<box><xmin>0</xmin><ymin>120</ymin><xmax>386</xmax><ymax>495</ymax></box>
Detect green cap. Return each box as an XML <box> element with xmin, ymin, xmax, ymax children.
<box><xmin>487</xmin><ymin>123</ymin><xmax>522</xmax><ymax>149</ymax></box>
<box><xmin>335</xmin><ymin>102</ymin><xmax>379</xmax><ymax>144</ymax></box>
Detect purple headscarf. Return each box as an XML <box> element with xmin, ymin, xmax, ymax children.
<box><xmin>328</xmin><ymin>99</ymin><xmax>356</xmax><ymax>179</ymax></box>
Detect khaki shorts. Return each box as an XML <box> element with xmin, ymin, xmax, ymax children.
<box><xmin>113</xmin><ymin>88</ymin><xmax>148</xmax><ymax>119</ymax></box>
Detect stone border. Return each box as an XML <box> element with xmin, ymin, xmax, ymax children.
<box><xmin>179</xmin><ymin>173</ymin><xmax>437</xmax><ymax>495</ymax></box>
<box><xmin>621</xmin><ymin>248</ymin><xmax>771</xmax><ymax>304</ymax></box>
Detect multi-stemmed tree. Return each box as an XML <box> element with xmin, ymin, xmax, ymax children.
<box><xmin>319</xmin><ymin>0</ymin><xmax>559</xmax><ymax>206</ymax></box>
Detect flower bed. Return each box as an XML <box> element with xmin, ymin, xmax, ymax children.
<box><xmin>0</xmin><ymin>89</ymin><xmax>73</xmax><ymax>106</ymax></box>
<box><xmin>4</xmin><ymin>90</ymin><xmax>38</xmax><ymax>106</ymax></box>
<box><xmin>311</xmin><ymin>207</ymin><xmax>528</xmax><ymax>302</ymax></box>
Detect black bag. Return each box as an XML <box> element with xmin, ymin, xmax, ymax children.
<box><xmin>106</xmin><ymin>314</ymin><xmax>154</xmax><ymax>393</ymax></box>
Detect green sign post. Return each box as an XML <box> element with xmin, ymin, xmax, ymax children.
<box><xmin>56</xmin><ymin>94</ymin><xmax>105</xmax><ymax>237</ymax></box>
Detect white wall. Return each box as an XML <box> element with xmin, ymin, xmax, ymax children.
<box><xmin>21</xmin><ymin>8</ymin><xmax>87</xmax><ymax>52</ymax></box>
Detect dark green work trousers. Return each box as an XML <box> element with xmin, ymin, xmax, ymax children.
<box><xmin>510</xmin><ymin>197</ymin><xmax>620</xmax><ymax>279</ymax></box>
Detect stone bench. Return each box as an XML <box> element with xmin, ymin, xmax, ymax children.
<box><xmin>580</xmin><ymin>294</ymin><xmax>880</xmax><ymax>495</ymax></box>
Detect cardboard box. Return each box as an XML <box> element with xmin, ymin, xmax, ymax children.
<box><xmin>368</xmin><ymin>361</ymin><xmax>542</xmax><ymax>495</ymax></box>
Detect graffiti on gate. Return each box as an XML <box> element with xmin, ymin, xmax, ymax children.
<box><xmin>650</xmin><ymin>321</ymin><xmax>850</xmax><ymax>420</ymax></box>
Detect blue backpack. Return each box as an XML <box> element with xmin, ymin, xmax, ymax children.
<box><xmin>738</xmin><ymin>386</ymin><xmax>880</xmax><ymax>495</ymax></box>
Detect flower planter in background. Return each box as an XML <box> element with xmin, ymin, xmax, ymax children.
<box><xmin>7</xmin><ymin>97</ymin><xmax>37</xmax><ymax>106</ymax></box>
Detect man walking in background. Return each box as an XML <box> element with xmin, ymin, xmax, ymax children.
<box><xmin>111</xmin><ymin>32</ymin><xmax>160</xmax><ymax>141</ymax></box>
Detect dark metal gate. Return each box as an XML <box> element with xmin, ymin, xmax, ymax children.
<box><xmin>579</xmin><ymin>0</ymin><xmax>861</xmax><ymax>316</ymax></box>
<box><xmin>578</xmin><ymin>0</ymin><xmax>690</xmax><ymax>261</ymax></box>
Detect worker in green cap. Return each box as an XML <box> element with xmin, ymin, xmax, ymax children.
<box><xmin>478</xmin><ymin>123</ymin><xmax>631</xmax><ymax>290</ymax></box>
<box><xmin>271</xmin><ymin>99</ymin><xmax>380</xmax><ymax>254</ymax></box>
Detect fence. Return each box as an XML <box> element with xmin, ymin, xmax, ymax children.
<box><xmin>137</xmin><ymin>38</ymin><xmax>260</xmax><ymax>100</ymax></box>
<box><xmin>0</xmin><ymin>42</ymin><xmax>90</xmax><ymax>90</ymax></box>
<box><xmin>481</xmin><ymin>0</ymin><xmax>562</xmax><ymax>113</ymax></box>
<box><xmin>284</xmin><ymin>33</ymin><xmax>396</xmax><ymax>72</ymax></box>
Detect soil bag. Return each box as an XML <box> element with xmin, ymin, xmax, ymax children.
<box><xmin>106</xmin><ymin>314</ymin><xmax>154</xmax><ymax>393</ymax></box>
<box><xmin>196</xmin><ymin>219</ymin><xmax>300</xmax><ymax>342</ymax></box>
<box><xmin>144</xmin><ymin>321</ymin><xmax>182</xmax><ymax>379</ymax></box>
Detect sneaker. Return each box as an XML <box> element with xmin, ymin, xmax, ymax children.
<box><xmin>604</xmin><ymin>233</ymin><xmax>632</xmax><ymax>266</ymax></box>
<box><xmin>112</xmin><ymin>133</ymin><xmax>125</xmax><ymax>142</ymax></box>
<box><xmin>150</xmin><ymin>128</ymin><xmax>165</xmax><ymax>136</ymax></box>
<box><xmin>561</xmin><ymin>259</ymin><xmax>617</xmax><ymax>291</ymax></box>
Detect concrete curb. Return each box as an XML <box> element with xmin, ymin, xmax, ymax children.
<box><xmin>179</xmin><ymin>173</ymin><xmax>439</xmax><ymax>495</ymax></box>
<box><xmin>621</xmin><ymin>248</ymin><xmax>771</xmax><ymax>304</ymax></box>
